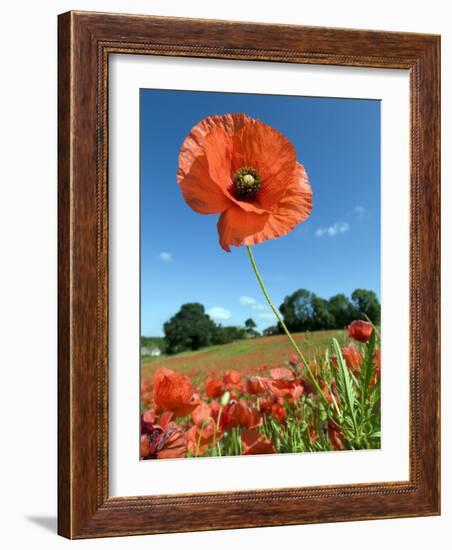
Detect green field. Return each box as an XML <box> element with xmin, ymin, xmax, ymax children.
<box><xmin>141</xmin><ymin>329</ymin><xmax>347</xmax><ymax>384</ymax></box>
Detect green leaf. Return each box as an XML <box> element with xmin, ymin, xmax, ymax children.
<box><xmin>332</xmin><ymin>338</ymin><xmax>358</xmax><ymax>436</ymax></box>
<box><xmin>359</xmin><ymin>329</ymin><xmax>377</xmax><ymax>413</ymax></box>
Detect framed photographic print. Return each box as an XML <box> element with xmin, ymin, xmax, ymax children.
<box><xmin>58</xmin><ymin>11</ymin><xmax>440</xmax><ymax>538</ymax></box>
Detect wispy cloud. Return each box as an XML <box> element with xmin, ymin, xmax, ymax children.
<box><xmin>207</xmin><ymin>307</ymin><xmax>232</xmax><ymax>321</ymax></box>
<box><xmin>240</xmin><ymin>296</ymin><xmax>269</xmax><ymax>313</ymax></box>
<box><xmin>258</xmin><ymin>312</ymin><xmax>274</xmax><ymax>320</ymax></box>
<box><xmin>239</xmin><ymin>296</ymin><xmax>256</xmax><ymax>306</ymax></box>
<box><xmin>315</xmin><ymin>221</ymin><xmax>350</xmax><ymax>238</ymax></box>
<box><xmin>158</xmin><ymin>252</ymin><xmax>172</xmax><ymax>262</ymax></box>
<box><xmin>354</xmin><ymin>206</ymin><xmax>365</xmax><ymax>218</ymax></box>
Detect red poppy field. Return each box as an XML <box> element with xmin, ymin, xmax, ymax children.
<box><xmin>140</xmin><ymin>323</ymin><xmax>381</xmax><ymax>460</ymax></box>
<box><xmin>140</xmin><ymin>111</ymin><xmax>381</xmax><ymax>460</ymax></box>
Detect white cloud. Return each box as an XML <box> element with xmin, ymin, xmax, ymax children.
<box><xmin>158</xmin><ymin>252</ymin><xmax>172</xmax><ymax>262</ymax></box>
<box><xmin>239</xmin><ymin>296</ymin><xmax>256</xmax><ymax>306</ymax></box>
<box><xmin>207</xmin><ymin>307</ymin><xmax>232</xmax><ymax>321</ymax></box>
<box><xmin>252</xmin><ymin>304</ymin><xmax>266</xmax><ymax>311</ymax></box>
<box><xmin>315</xmin><ymin>221</ymin><xmax>350</xmax><ymax>238</ymax></box>
<box><xmin>258</xmin><ymin>312</ymin><xmax>275</xmax><ymax>320</ymax></box>
<box><xmin>354</xmin><ymin>206</ymin><xmax>365</xmax><ymax>218</ymax></box>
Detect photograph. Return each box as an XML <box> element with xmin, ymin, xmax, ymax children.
<box><xmin>139</xmin><ymin>89</ymin><xmax>382</xmax><ymax>460</ymax></box>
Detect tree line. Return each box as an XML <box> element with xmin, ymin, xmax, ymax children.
<box><xmin>158</xmin><ymin>289</ymin><xmax>380</xmax><ymax>355</ymax></box>
<box><xmin>162</xmin><ymin>303</ymin><xmax>250</xmax><ymax>355</ymax></box>
<box><xmin>270</xmin><ymin>288</ymin><xmax>380</xmax><ymax>335</ymax></box>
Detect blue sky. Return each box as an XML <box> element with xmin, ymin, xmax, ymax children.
<box><xmin>140</xmin><ymin>89</ymin><xmax>380</xmax><ymax>336</ymax></box>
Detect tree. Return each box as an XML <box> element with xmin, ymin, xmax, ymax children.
<box><xmin>351</xmin><ymin>289</ymin><xmax>381</xmax><ymax>324</ymax></box>
<box><xmin>212</xmin><ymin>325</ymin><xmax>247</xmax><ymax>345</ymax></box>
<box><xmin>279</xmin><ymin>289</ymin><xmax>314</xmax><ymax>332</ymax></box>
<box><xmin>310</xmin><ymin>295</ymin><xmax>335</xmax><ymax>330</ymax></box>
<box><xmin>163</xmin><ymin>303</ymin><xmax>217</xmax><ymax>354</ymax></box>
<box><xmin>244</xmin><ymin>318</ymin><xmax>259</xmax><ymax>337</ymax></box>
<box><xmin>328</xmin><ymin>293</ymin><xmax>354</xmax><ymax>328</ymax></box>
<box><xmin>279</xmin><ymin>288</ymin><xmax>380</xmax><ymax>332</ymax></box>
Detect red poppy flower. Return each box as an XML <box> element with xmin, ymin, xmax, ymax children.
<box><xmin>257</xmin><ymin>396</ymin><xmax>276</xmax><ymax>415</ymax></box>
<box><xmin>205</xmin><ymin>377</ymin><xmax>224</xmax><ymax>398</ymax></box>
<box><xmin>242</xmin><ymin>429</ymin><xmax>276</xmax><ymax>455</ymax></box>
<box><xmin>268</xmin><ymin>367</ymin><xmax>295</xmax><ymax>397</ymax></box>
<box><xmin>320</xmin><ymin>381</ymin><xmax>334</xmax><ymax>404</ymax></box>
<box><xmin>228</xmin><ymin>399</ymin><xmax>262</xmax><ymax>429</ymax></box>
<box><xmin>156</xmin><ymin>423</ymin><xmax>187</xmax><ymax>459</ymax></box>
<box><xmin>158</xmin><ymin>410</ymin><xmax>174</xmax><ymax>428</ymax></box>
<box><xmin>140</xmin><ymin>380</ymin><xmax>154</xmax><ymax>406</ymax></box>
<box><xmin>153</xmin><ymin>368</ymin><xmax>199</xmax><ymax>417</ymax></box>
<box><xmin>141</xmin><ymin>434</ymin><xmax>154</xmax><ymax>458</ymax></box>
<box><xmin>227</xmin><ymin>399</ymin><xmax>252</xmax><ymax>428</ymax></box>
<box><xmin>141</xmin><ymin>408</ymin><xmax>157</xmax><ymax>433</ymax></box>
<box><xmin>269</xmin><ymin>367</ymin><xmax>294</xmax><ymax>381</ymax></box>
<box><xmin>191</xmin><ymin>401</ymin><xmax>212</xmax><ymax>426</ymax></box>
<box><xmin>177</xmin><ymin>113</ymin><xmax>312</xmax><ymax>251</ymax></box>
<box><xmin>290</xmin><ymin>383</ymin><xmax>304</xmax><ymax>400</ymax></box>
<box><xmin>209</xmin><ymin>401</ymin><xmax>233</xmax><ymax>431</ymax></box>
<box><xmin>141</xmin><ymin>409</ymin><xmax>174</xmax><ymax>436</ymax></box>
<box><xmin>271</xmin><ymin>402</ymin><xmax>287</xmax><ymax>423</ymax></box>
<box><xmin>246</xmin><ymin>407</ymin><xmax>263</xmax><ymax>429</ymax></box>
<box><xmin>245</xmin><ymin>375</ymin><xmax>268</xmax><ymax>395</ymax></box>
<box><xmin>223</xmin><ymin>369</ymin><xmax>242</xmax><ymax>389</ymax></box>
<box><xmin>309</xmin><ymin>426</ymin><xmax>317</xmax><ymax>445</ymax></box>
<box><xmin>348</xmin><ymin>320</ymin><xmax>373</xmax><ymax>343</ymax></box>
<box><xmin>371</xmin><ymin>349</ymin><xmax>381</xmax><ymax>387</ymax></box>
<box><xmin>186</xmin><ymin>422</ymin><xmax>221</xmax><ymax>456</ymax></box>
<box><xmin>342</xmin><ymin>343</ymin><xmax>363</xmax><ymax>373</ymax></box>
<box><xmin>328</xmin><ymin>420</ymin><xmax>345</xmax><ymax>451</ymax></box>
<box><xmin>141</xmin><ymin>422</ymin><xmax>186</xmax><ymax>460</ymax></box>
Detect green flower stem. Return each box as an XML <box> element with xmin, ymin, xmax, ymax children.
<box><xmin>246</xmin><ymin>246</ymin><xmax>328</xmax><ymax>405</ymax></box>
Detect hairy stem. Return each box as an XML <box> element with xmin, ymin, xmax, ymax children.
<box><xmin>246</xmin><ymin>246</ymin><xmax>328</xmax><ymax>405</ymax></box>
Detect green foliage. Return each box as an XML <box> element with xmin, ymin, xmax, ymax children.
<box><xmin>160</xmin><ymin>287</ymin><xmax>381</xmax><ymax>355</ymax></box>
<box><xmin>328</xmin><ymin>333</ymin><xmax>380</xmax><ymax>449</ymax></box>
<box><xmin>279</xmin><ymin>289</ymin><xmax>315</xmax><ymax>332</ymax></box>
<box><xmin>311</xmin><ymin>295</ymin><xmax>335</xmax><ymax>331</ymax></box>
<box><xmin>164</xmin><ymin>303</ymin><xmax>218</xmax><ymax>354</ymax></box>
<box><xmin>185</xmin><ymin>331</ymin><xmax>381</xmax><ymax>457</ymax></box>
<box><xmin>163</xmin><ymin>303</ymin><xmax>247</xmax><ymax>354</ymax></box>
<box><xmin>140</xmin><ymin>336</ymin><xmax>165</xmax><ymax>350</ymax></box>
<box><xmin>245</xmin><ymin>318</ymin><xmax>257</xmax><ymax>330</ymax></box>
<box><xmin>351</xmin><ymin>289</ymin><xmax>381</xmax><ymax>324</ymax></box>
<box><xmin>212</xmin><ymin>325</ymin><xmax>247</xmax><ymax>345</ymax></box>
<box><xmin>332</xmin><ymin>338</ymin><xmax>358</xmax><ymax>437</ymax></box>
<box><xmin>143</xmin><ymin>328</ymin><xmax>381</xmax><ymax>455</ymax></box>
<box><xmin>279</xmin><ymin>288</ymin><xmax>380</xmax><ymax>332</ymax></box>
<box><xmin>328</xmin><ymin>293</ymin><xmax>354</xmax><ymax>328</ymax></box>
<box><xmin>244</xmin><ymin>317</ymin><xmax>259</xmax><ymax>337</ymax></box>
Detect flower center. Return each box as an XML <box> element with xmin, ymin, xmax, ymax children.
<box><xmin>233</xmin><ymin>167</ymin><xmax>262</xmax><ymax>199</ymax></box>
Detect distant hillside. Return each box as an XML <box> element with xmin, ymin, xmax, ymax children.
<box><xmin>141</xmin><ymin>328</ymin><xmax>346</xmax><ymax>384</ymax></box>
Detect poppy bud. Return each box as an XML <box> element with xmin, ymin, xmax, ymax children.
<box><xmin>347</xmin><ymin>320</ymin><xmax>373</xmax><ymax>343</ymax></box>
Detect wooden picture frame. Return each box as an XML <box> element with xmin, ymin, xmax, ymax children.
<box><xmin>58</xmin><ymin>11</ymin><xmax>440</xmax><ymax>538</ymax></box>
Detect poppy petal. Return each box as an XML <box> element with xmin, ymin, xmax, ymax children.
<box><xmin>242</xmin><ymin>429</ymin><xmax>275</xmax><ymax>455</ymax></box>
<box><xmin>243</xmin><ymin>163</ymin><xmax>312</xmax><ymax>245</ymax></box>
<box><xmin>177</xmin><ymin>114</ymin><xmax>251</xmax><ymax>214</ymax></box>
<box><xmin>217</xmin><ymin>206</ymin><xmax>269</xmax><ymax>252</ymax></box>
<box><xmin>231</xmin><ymin>120</ymin><xmax>297</xmax><ymax>210</ymax></box>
